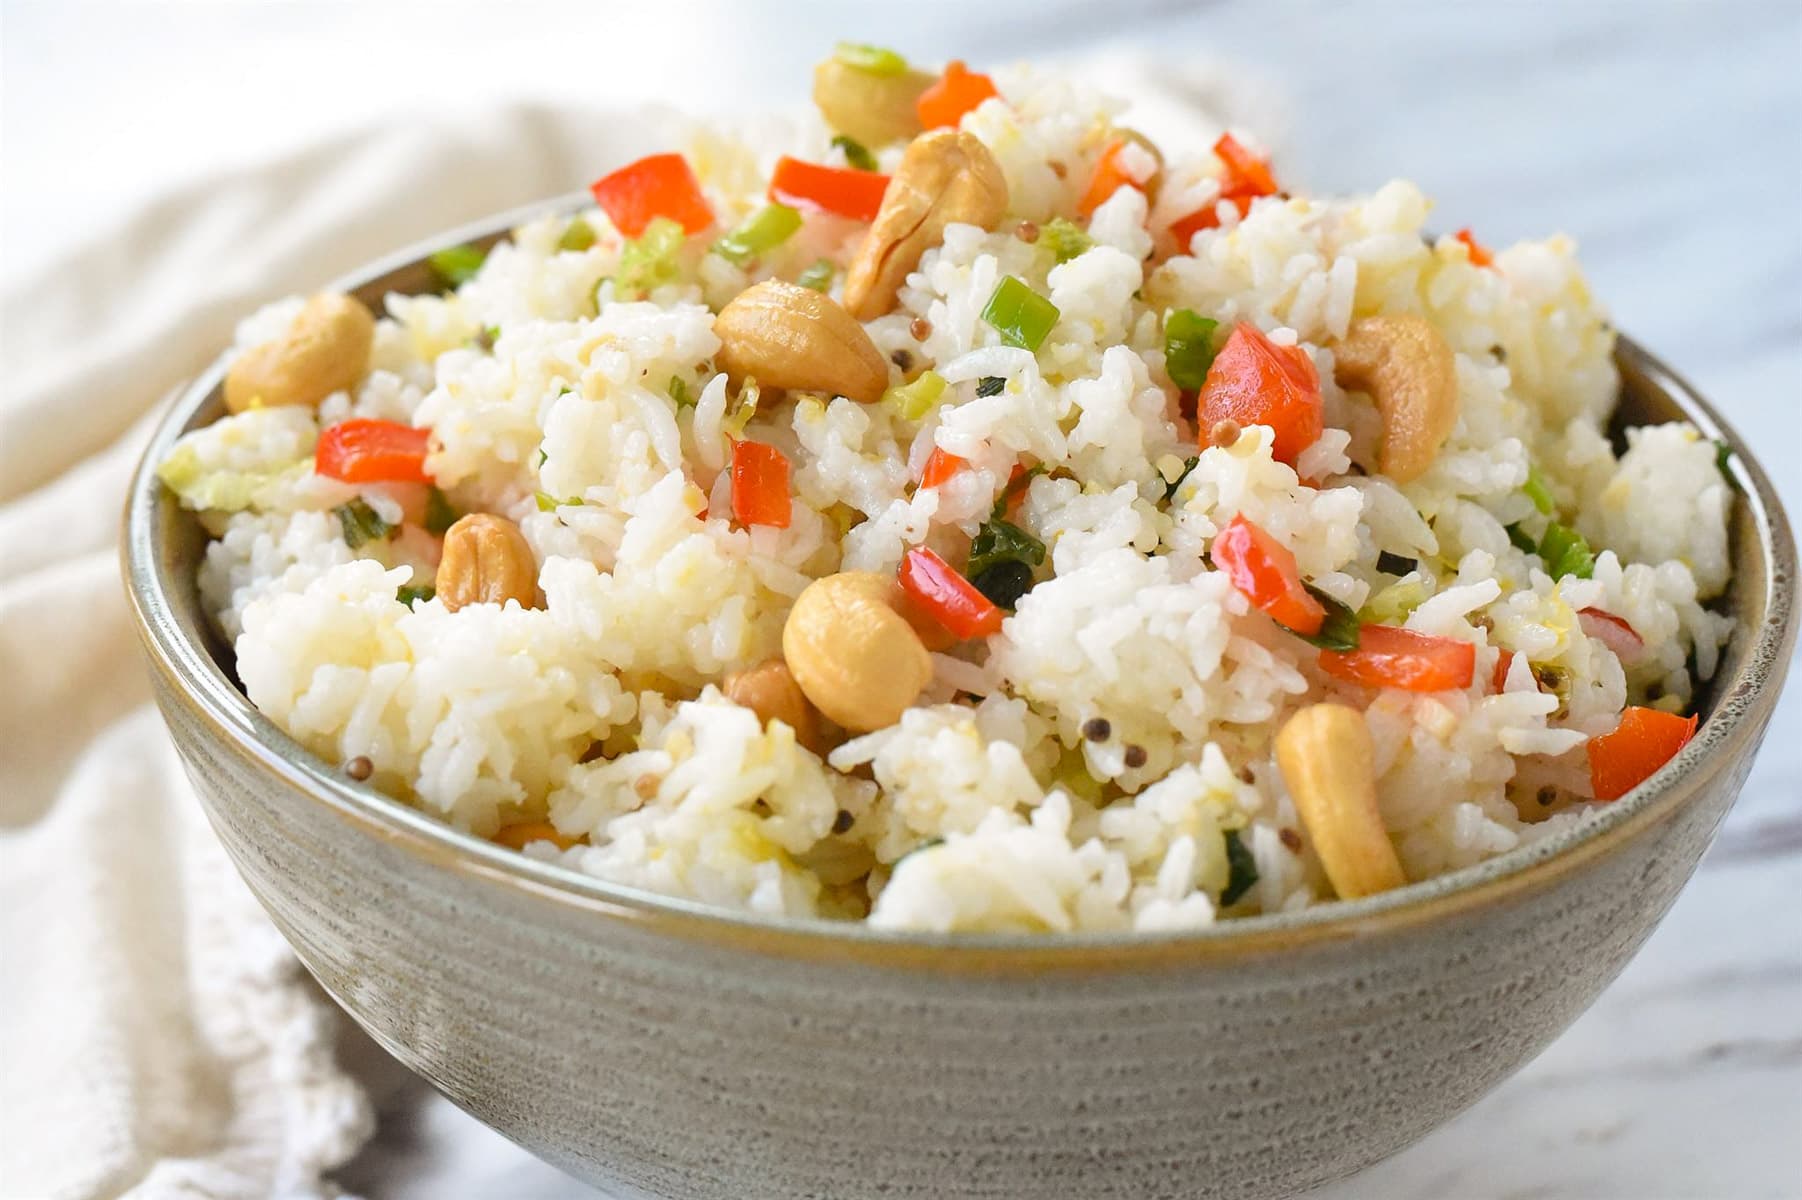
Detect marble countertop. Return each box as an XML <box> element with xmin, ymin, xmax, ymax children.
<box><xmin>9</xmin><ymin>1</ymin><xmax>1797</xmax><ymax>1195</ymax></box>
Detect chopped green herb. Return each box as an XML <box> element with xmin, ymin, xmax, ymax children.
<box><xmin>968</xmin><ymin>516</ymin><xmax>1046</xmax><ymax>579</ymax></box>
<box><xmin>1162</xmin><ymin>455</ymin><xmax>1201</xmax><ymax>502</ymax></box>
<box><xmin>614</xmin><ymin>216</ymin><xmax>686</xmax><ymax>299</ymax></box>
<box><xmin>334</xmin><ymin>498</ymin><xmax>392</xmax><ymax>549</ymax></box>
<box><xmin>396</xmin><ymin>584</ymin><xmax>436</xmax><ymax>606</ymax></box>
<box><xmin>1220</xmin><ymin>829</ymin><xmax>1259</xmax><ymax>906</ymax></box>
<box><xmin>482</xmin><ymin>324</ymin><xmax>501</xmax><ymax>347</ymax></box>
<box><xmin>1375</xmin><ymin>550</ymin><xmax>1417</xmax><ymax>576</ymax></box>
<box><xmin>884</xmin><ymin>370</ymin><xmax>947</xmax><ymax>420</ymax></box>
<box><xmin>536</xmin><ymin>448</ymin><xmax>548</xmax><ymax>467</ymax></box>
<box><xmin>833</xmin><ymin>42</ymin><xmax>908</xmax><ymax>76</ymax></box>
<box><xmin>795</xmin><ymin>259</ymin><xmax>835</xmax><ymax>291</ymax></box>
<box><xmin>830</xmin><ymin>135</ymin><xmax>878</xmax><ymax>172</ymax></box>
<box><xmin>428</xmin><ymin>243</ymin><xmax>486</xmax><ymax>288</ymax></box>
<box><xmin>423</xmin><ymin>486</ymin><xmax>459</xmax><ymax>536</ymax></box>
<box><xmin>1505</xmin><ymin>523</ymin><xmax>1539</xmax><ymax>555</ymax></box>
<box><xmin>981</xmin><ymin>276</ymin><xmax>1060</xmax><ymax>351</ymax></box>
<box><xmin>711</xmin><ymin>203</ymin><xmax>803</xmax><ymax>266</ymax></box>
<box><xmin>557</xmin><ymin>218</ymin><xmax>596</xmax><ymax>252</ymax></box>
<box><xmin>1363</xmin><ymin>577</ymin><xmax>1427</xmax><ymax>624</ymax></box>
<box><xmin>1522</xmin><ymin>464</ymin><xmax>1555</xmax><ymax>515</ymax></box>
<box><xmin>975</xmin><ymin>375</ymin><xmax>1006</xmax><ymax>398</ymax></box>
<box><xmin>993</xmin><ymin>463</ymin><xmax>1046</xmax><ymax>517</ymax></box>
<box><xmin>668</xmin><ymin>375</ymin><xmax>694</xmax><ymax>408</ymax></box>
<box><xmin>1713</xmin><ymin>439</ymin><xmax>1741</xmax><ymax>492</ymax></box>
<box><xmin>535</xmin><ymin>491</ymin><xmax>582</xmax><ymax>512</ymax></box>
<box><xmin>1538</xmin><ymin>521</ymin><xmax>1595</xmax><ymax>580</ymax></box>
<box><xmin>1039</xmin><ymin>217</ymin><xmax>1093</xmax><ymax>263</ymax></box>
<box><xmin>1163</xmin><ymin>309</ymin><xmax>1220</xmax><ymax>391</ymax></box>
<box><xmin>1281</xmin><ymin>584</ymin><xmax>1360</xmax><ymax>651</ymax></box>
<box><xmin>971</xmin><ymin>559</ymin><xmax>1035</xmax><ymax>610</ymax></box>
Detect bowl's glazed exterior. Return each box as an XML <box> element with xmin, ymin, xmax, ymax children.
<box><xmin>124</xmin><ymin>200</ymin><xmax>1797</xmax><ymax>1200</ymax></box>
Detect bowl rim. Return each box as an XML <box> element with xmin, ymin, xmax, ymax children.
<box><xmin>122</xmin><ymin>195</ymin><xmax>1799</xmax><ymax>972</ymax></box>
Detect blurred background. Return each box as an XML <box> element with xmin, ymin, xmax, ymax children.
<box><xmin>4</xmin><ymin>1</ymin><xmax>1798</xmax><ymax>1197</ymax></box>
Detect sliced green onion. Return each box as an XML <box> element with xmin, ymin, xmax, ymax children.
<box><xmin>534</xmin><ymin>491</ymin><xmax>582</xmax><ymax>512</ymax></box>
<box><xmin>833</xmin><ymin>42</ymin><xmax>908</xmax><ymax>76</ymax></box>
<box><xmin>334</xmin><ymin>498</ymin><xmax>391</xmax><ymax>549</ymax></box>
<box><xmin>614</xmin><ymin>216</ymin><xmax>687</xmax><ymax>300</ymax></box>
<box><xmin>669</xmin><ymin>375</ymin><xmax>694</xmax><ymax>408</ymax></box>
<box><xmin>711</xmin><ymin>203</ymin><xmax>802</xmax><ymax>266</ymax></box>
<box><xmin>1538</xmin><ymin>521</ymin><xmax>1595</xmax><ymax>580</ymax></box>
<box><xmin>883</xmin><ymin>370</ymin><xmax>947</xmax><ymax>421</ymax></box>
<box><xmin>423</xmin><ymin>486</ymin><xmax>459</xmax><ymax>536</ymax></box>
<box><xmin>557</xmin><ymin>218</ymin><xmax>596</xmax><ymax>253</ymax></box>
<box><xmin>396</xmin><ymin>583</ymin><xmax>436</xmax><ymax>606</ymax></box>
<box><xmin>795</xmin><ymin>259</ymin><xmax>835</xmax><ymax>291</ymax></box>
<box><xmin>831</xmin><ymin>135</ymin><xmax>878</xmax><ymax>172</ymax></box>
<box><xmin>1363</xmin><ymin>577</ymin><xmax>1427</xmax><ymax>624</ymax></box>
<box><xmin>975</xmin><ymin>375</ymin><xmax>1005</xmax><ymax>398</ymax></box>
<box><xmin>428</xmin><ymin>244</ymin><xmax>487</xmax><ymax>288</ymax></box>
<box><xmin>1282</xmin><ymin>584</ymin><xmax>1360</xmax><ymax>651</ymax></box>
<box><xmin>1220</xmin><ymin>829</ymin><xmax>1259</xmax><ymax>906</ymax></box>
<box><xmin>1713</xmin><ymin>438</ymin><xmax>1741</xmax><ymax>493</ymax></box>
<box><xmin>1522</xmin><ymin>464</ymin><xmax>1555</xmax><ymax>515</ymax></box>
<box><xmin>967</xmin><ymin>515</ymin><xmax>1046</xmax><ymax>579</ymax></box>
<box><xmin>981</xmin><ymin>276</ymin><xmax>1060</xmax><ymax>352</ymax></box>
<box><xmin>1163</xmin><ymin>309</ymin><xmax>1220</xmax><ymax>391</ymax></box>
<box><xmin>1506</xmin><ymin>522</ymin><xmax>1539</xmax><ymax>554</ymax></box>
<box><xmin>1039</xmin><ymin>218</ymin><xmax>1093</xmax><ymax>263</ymax></box>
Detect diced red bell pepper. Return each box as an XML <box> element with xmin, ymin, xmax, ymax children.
<box><xmin>1213</xmin><ymin>132</ymin><xmax>1278</xmax><ymax>197</ymax></box>
<box><xmin>1587</xmin><ymin>706</ymin><xmax>1699</xmax><ymax>801</ymax></box>
<box><xmin>1197</xmin><ymin>322</ymin><xmax>1323</xmax><ymax>467</ymax></box>
<box><xmin>589</xmin><ymin>153</ymin><xmax>714</xmax><ymax>238</ymax></box>
<box><xmin>1078</xmin><ymin>138</ymin><xmax>1138</xmax><ymax>218</ymax></box>
<box><xmin>730</xmin><ymin>440</ymin><xmax>791</xmax><ymax>528</ymax></box>
<box><xmin>920</xmin><ymin>446</ymin><xmax>968</xmax><ymax>489</ymax></box>
<box><xmin>898</xmin><ymin>546</ymin><xmax>1003</xmax><ymax>640</ymax></box>
<box><xmin>916</xmin><ymin>60</ymin><xmax>999</xmax><ymax>130</ymax></box>
<box><xmin>1454</xmin><ymin>227</ymin><xmax>1494</xmax><ymax>268</ymax></box>
<box><xmin>1210</xmin><ymin>514</ymin><xmax>1325</xmax><ymax>635</ymax></box>
<box><xmin>1320</xmin><ymin>625</ymin><xmax>1477</xmax><ymax>692</ymax></box>
<box><xmin>315</xmin><ymin>419</ymin><xmax>433</xmax><ymax>484</ymax></box>
<box><xmin>769</xmin><ymin>156</ymin><xmax>892</xmax><ymax>223</ymax></box>
<box><xmin>1491</xmin><ymin>648</ymin><xmax>1516</xmax><ymax>693</ymax></box>
<box><xmin>1169</xmin><ymin>133</ymin><xmax>1278</xmax><ymax>246</ymax></box>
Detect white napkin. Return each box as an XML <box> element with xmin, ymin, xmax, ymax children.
<box><xmin>0</xmin><ymin>60</ymin><xmax>1262</xmax><ymax>1199</ymax></box>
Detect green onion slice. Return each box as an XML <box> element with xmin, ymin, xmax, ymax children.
<box><xmin>833</xmin><ymin>42</ymin><xmax>908</xmax><ymax>76</ymax></box>
<box><xmin>830</xmin><ymin>135</ymin><xmax>878</xmax><ymax>172</ymax></box>
<box><xmin>981</xmin><ymin>276</ymin><xmax>1060</xmax><ymax>351</ymax></box>
<box><xmin>711</xmin><ymin>204</ymin><xmax>803</xmax><ymax>266</ymax></box>
<box><xmin>1538</xmin><ymin>522</ymin><xmax>1595</xmax><ymax>580</ymax></box>
<box><xmin>795</xmin><ymin>259</ymin><xmax>835</xmax><ymax>291</ymax></box>
<box><xmin>428</xmin><ymin>244</ymin><xmax>487</xmax><ymax>288</ymax></box>
<box><xmin>1163</xmin><ymin>309</ymin><xmax>1220</xmax><ymax>391</ymax></box>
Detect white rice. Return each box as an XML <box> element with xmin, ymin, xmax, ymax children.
<box><xmin>158</xmin><ymin>60</ymin><xmax>1734</xmax><ymax>933</ymax></box>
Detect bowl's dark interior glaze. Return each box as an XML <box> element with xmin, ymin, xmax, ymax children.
<box><xmin>128</xmin><ymin>195</ymin><xmax>1798</xmax><ymax>954</ymax></box>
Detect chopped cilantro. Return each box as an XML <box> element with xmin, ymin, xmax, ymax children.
<box><xmin>1220</xmin><ymin>829</ymin><xmax>1259</xmax><ymax>906</ymax></box>
<box><xmin>423</xmin><ymin>486</ymin><xmax>459</xmax><ymax>536</ymax></box>
<box><xmin>334</xmin><ymin>498</ymin><xmax>391</xmax><ymax>549</ymax></box>
<box><xmin>1281</xmin><ymin>584</ymin><xmax>1361</xmax><ymax>651</ymax></box>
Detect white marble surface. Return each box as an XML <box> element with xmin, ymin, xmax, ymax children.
<box><xmin>7</xmin><ymin>1</ymin><xmax>1799</xmax><ymax>1196</ymax></box>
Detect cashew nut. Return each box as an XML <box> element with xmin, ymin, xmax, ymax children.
<box><xmin>1274</xmin><ymin>703</ymin><xmax>1407</xmax><ymax>899</ymax></box>
<box><xmin>831</xmin><ymin>569</ymin><xmax>957</xmax><ymax>652</ymax></box>
<box><xmin>1331</xmin><ymin>314</ymin><xmax>1458</xmax><ymax>483</ymax></box>
<box><xmin>436</xmin><ymin>513</ymin><xmax>539</xmax><ymax>612</ymax></box>
<box><xmin>713</xmin><ymin>279</ymin><xmax>889</xmax><ymax>403</ymax></box>
<box><xmin>723</xmin><ymin>659</ymin><xmax>825</xmax><ymax>752</ymax></box>
<box><xmin>812</xmin><ymin>57</ymin><xmax>934</xmax><ymax>148</ymax></box>
<box><xmin>224</xmin><ymin>292</ymin><xmax>376</xmax><ymax>414</ymax></box>
<box><xmin>781</xmin><ymin>572</ymin><xmax>932</xmax><ymax>733</ymax></box>
<box><xmin>842</xmin><ymin>130</ymin><xmax>1009</xmax><ymax>321</ymax></box>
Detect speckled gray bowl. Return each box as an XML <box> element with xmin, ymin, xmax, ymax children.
<box><xmin>124</xmin><ymin>199</ymin><xmax>1797</xmax><ymax>1199</ymax></box>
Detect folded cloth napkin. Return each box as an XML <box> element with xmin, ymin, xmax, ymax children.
<box><xmin>0</xmin><ymin>58</ymin><xmax>1266</xmax><ymax>1199</ymax></box>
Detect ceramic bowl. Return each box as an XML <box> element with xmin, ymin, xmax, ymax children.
<box><xmin>123</xmin><ymin>197</ymin><xmax>1797</xmax><ymax>1200</ymax></box>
